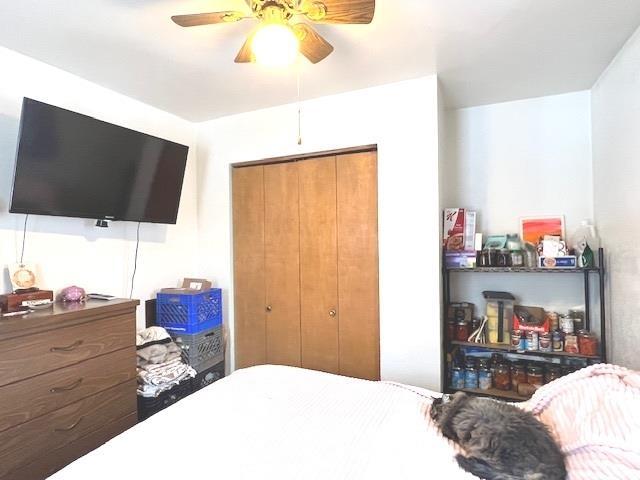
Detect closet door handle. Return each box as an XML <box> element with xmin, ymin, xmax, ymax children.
<box><xmin>266</xmin><ymin>305</ymin><xmax>272</xmax><ymax>312</ymax></box>
<box><xmin>329</xmin><ymin>309</ymin><xmax>337</xmax><ymax>317</ymax></box>
<box><xmin>50</xmin><ymin>378</ymin><xmax>84</xmax><ymax>394</ymax></box>
<box><xmin>54</xmin><ymin>416</ymin><xmax>84</xmax><ymax>433</ymax></box>
<box><xmin>50</xmin><ymin>340</ymin><xmax>83</xmax><ymax>353</ymax></box>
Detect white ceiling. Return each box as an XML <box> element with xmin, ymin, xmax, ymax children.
<box><xmin>0</xmin><ymin>1</ymin><xmax>639</xmax><ymax>121</ymax></box>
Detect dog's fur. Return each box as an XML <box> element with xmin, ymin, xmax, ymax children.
<box><xmin>430</xmin><ymin>392</ymin><xmax>566</xmax><ymax>480</ymax></box>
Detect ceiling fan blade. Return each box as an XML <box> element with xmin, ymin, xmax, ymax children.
<box><xmin>171</xmin><ymin>11</ymin><xmax>245</xmax><ymax>27</ymax></box>
<box><xmin>293</xmin><ymin>24</ymin><xmax>334</xmax><ymax>64</ymax></box>
<box><xmin>299</xmin><ymin>0</ymin><xmax>375</xmax><ymax>24</ymax></box>
<box><xmin>235</xmin><ymin>32</ymin><xmax>256</xmax><ymax>63</ymax></box>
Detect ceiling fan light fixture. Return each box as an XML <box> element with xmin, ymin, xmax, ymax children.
<box><xmin>251</xmin><ymin>23</ymin><xmax>300</xmax><ymax>68</ymax></box>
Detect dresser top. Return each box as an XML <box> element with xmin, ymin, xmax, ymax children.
<box><xmin>0</xmin><ymin>299</ymin><xmax>139</xmax><ymax>341</ymax></box>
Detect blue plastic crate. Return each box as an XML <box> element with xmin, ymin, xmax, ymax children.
<box><xmin>156</xmin><ymin>288</ymin><xmax>222</xmax><ymax>334</ymax></box>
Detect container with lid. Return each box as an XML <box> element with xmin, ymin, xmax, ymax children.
<box><xmin>511</xmin><ymin>363</ymin><xmax>527</xmax><ymax>391</ymax></box>
<box><xmin>539</xmin><ymin>332</ymin><xmax>552</xmax><ymax>352</ymax></box>
<box><xmin>545</xmin><ymin>365</ymin><xmax>562</xmax><ymax>384</ymax></box>
<box><xmin>564</xmin><ymin>334</ymin><xmax>579</xmax><ymax>353</ymax></box>
<box><xmin>527</xmin><ymin>365</ymin><xmax>544</xmax><ymax>387</ymax></box>
<box><xmin>510</xmin><ymin>250</ymin><xmax>525</xmax><ymax>268</ymax></box>
<box><xmin>552</xmin><ymin>331</ymin><xmax>564</xmax><ymax>352</ymax></box>
<box><xmin>455</xmin><ymin>321</ymin><xmax>471</xmax><ymax>342</ymax></box>
<box><xmin>464</xmin><ymin>366</ymin><xmax>479</xmax><ymax>389</ymax></box>
<box><xmin>560</xmin><ymin>315</ymin><xmax>575</xmax><ymax>334</ymax></box>
<box><xmin>497</xmin><ymin>249</ymin><xmax>511</xmax><ymax>267</ymax></box>
<box><xmin>478</xmin><ymin>367</ymin><xmax>492</xmax><ymax>390</ymax></box>
<box><xmin>484</xmin><ymin>291</ymin><xmax>515</xmax><ymax>345</ymax></box>
<box><xmin>451</xmin><ymin>366</ymin><xmax>465</xmax><ymax>389</ymax></box>
<box><xmin>577</xmin><ymin>330</ymin><xmax>599</xmax><ymax>357</ymax></box>
<box><xmin>526</xmin><ymin>331</ymin><xmax>539</xmax><ymax>351</ymax></box>
<box><xmin>494</xmin><ymin>363</ymin><xmax>511</xmax><ymax>391</ymax></box>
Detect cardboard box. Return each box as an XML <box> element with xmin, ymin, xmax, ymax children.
<box><xmin>0</xmin><ymin>290</ymin><xmax>54</xmax><ymax>313</ymax></box>
<box><xmin>539</xmin><ymin>256</ymin><xmax>577</xmax><ymax>269</ymax></box>
<box><xmin>443</xmin><ymin>208</ymin><xmax>476</xmax><ymax>252</ymax></box>
<box><xmin>445</xmin><ymin>252</ymin><xmax>477</xmax><ymax>269</ymax></box>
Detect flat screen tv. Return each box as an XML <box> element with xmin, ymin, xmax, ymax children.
<box><xmin>10</xmin><ymin>98</ymin><xmax>189</xmax><ymax>224</ymax></box>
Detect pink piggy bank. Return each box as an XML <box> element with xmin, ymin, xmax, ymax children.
<box><xmin>59</xmin><ymin>286</ymin><xmax>86</xmax><ymax>303</ymax></box>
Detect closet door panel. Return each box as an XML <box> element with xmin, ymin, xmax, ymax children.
<box><xmin>337</xmin><ymin>151</ymin><xmax>380</xmax><ymax>380</ymax></box>
<box><xmin>232</xmin><ymin>166</ymin><xmax>266</xmax><ymax>369</ymax></box>
<box><xmin>264</xmin><ymin>162</ymin><xmax>301</xmax><ymax>366</ymax></box>
<box><xmin>299</xmin><ymin>156</ymin><xmax>339</xmax><ymax>374</ymax></box>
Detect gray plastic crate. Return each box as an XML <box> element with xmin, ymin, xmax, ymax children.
<box><xmin>171</xmin><ymin>325</ymin><xmax>224</xmax><ymax>372</ymax></box>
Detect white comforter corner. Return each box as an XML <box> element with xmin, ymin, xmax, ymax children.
<box><xmin>51</xmin><ymin>365</ymin><xmax>477</xmax><ymax>479</ymax></box>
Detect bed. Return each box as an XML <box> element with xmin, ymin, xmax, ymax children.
<box><xmin>51</xmin><ymin>364</ymin><xmax>640</xmax><ymax>480</ymax></box>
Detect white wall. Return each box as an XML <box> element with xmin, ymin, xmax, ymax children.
<box><xmin>592</xmin><ymin>26</ymin><xmax>640</xmax><ymax>370</ymax></box>
<box><xmin>0</xmin><ymin>47</ymin><xmax>200</xmax><ymax>328</ymax></box>
<box><xmin>442</xmin><ymin>92</ymin><xmax>596</xmax><ymax>323</ymax></box>
<box><xmin>196</xmin><ymin>77</ymin><xmax>443</xmax><ymax>390</ymax></box>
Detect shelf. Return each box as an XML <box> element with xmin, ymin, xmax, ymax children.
<box><xmin>449</xmin><ymin>340</ymin><xmax>601</xmax><ymax>360</ymax></box>
<box><xmin>449</xmin><ymin>386</ymin><xmax>530</xmax><ymax>402</ymax></box>
<box><xmin>446</xmin><ymin>267</ymin><xmax>600</xmax><ymax>274</ymax></box>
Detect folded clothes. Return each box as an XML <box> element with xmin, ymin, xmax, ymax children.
<box><xmin>136</xmin><ymin>326</ymin><xmax>196</xmax><ymax>398</ymax></box>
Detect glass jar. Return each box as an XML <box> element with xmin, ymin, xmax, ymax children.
<box><xmin>560</xmin><ymin>315</ymin><xmax>575</xmax><ymax>334</ymax></box>
<box><xmin>478</xmin><ymin>367</ymin><xmax>492</xmax><ymax>390</ymax></box>
<box><xmin>486</xmin><ymin>249</ymin><xmax>498</xmax><ymax>267</ymax></box>
<box><xmin>490</xmin><ymin>353</ymin><xmax>503</xmax><ymax>387</ymax></box>
<box><xmin>451</xmin><ymin>366</ymin><xmax>465</xmax><ymax>389</ymax></box>
<box><xmin>546</xmin><ymin>311</ymin><xmax>560</xmax><ymax>332</ymax></box>
<box><xmin>552</xmin><ymin>331</ymin><xmax>564</xmax><ymax>351</ymax></box>
<box><xmin>510</xmin><ymin>250</ymin><xmax>525</xmax><ymax>267</ymax></box>
<box><xmin>465</xmin><ymin>366</ymin><xmax>479</xmax><ymax>389</ymax></box>
<box><xmin>494</xmin><ymin>363</ymin><xmax>511</xmax><ymax>391</ymax></box>
<box><xmin>569</xmin><ymin>309</ymin><xmax>585</xmax><ymax>331</ymax></box>
<box><xmin>456</xmin><ymin>321</ymin><xmax>471</xmax><ymax>342</ymax></box>
<box><xmin>577</xmin><ymin>330</ymin><xmax>599</xmax><ymax>356</ymax></box>
<box><xmin>545</xmin><ymin>365</ymin><xmax>562</xmax><ymax>384</ymax></box>
<box><xmin>527</xmin><ymin>365</ymin><xmax>544</xmax><ymax>387</ymax></box>
<box><xmin>511</xmin><ymin>363</ymin><xmax>527</xmax><ymax>391</ymax></box>
<box><xmin>497</xmin><ymin>249</ymin><xmax>511</xmax><ymax>267</ymax></box>
<box><xmin>447</xmin><ymin>321</ymin><xmax>456</xmax><ymax>341</ymax></box>
<box><xmin>564</xmin><ymin>334</ymin><xmax>579</xmax><ymax>353</ymax></box>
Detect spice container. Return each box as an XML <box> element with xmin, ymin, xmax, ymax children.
<box><xmin>497</xmin><ymin>249</ymin><xmax>511</xmax><ymax>267</ymax></box>
<box><xmin>527</xmin><ymin>365</ymin><xmax>545</xmax><ymax>388</ymax></box>
<box><xmin>451</xmin><ymin>366</ymin><xmax>465</xmax><ymax>389</ymax></box>
<box><xmin>465</xmin><ymin>365</ymin><xmax>479</xmax><ymax>389</ymax></box>
<box><xmin>552</xmin><ymin>331</ymin><xmax>564</xmax><ymax>352</ymax></box>
<box><xmin>526</xmin><ymin>331</ymin><xmax>539</xmax><ymax>351</ymax></box>
<box><xmin>564</xmin><ymin>334</ymin><xmax>579</xmax><ymax>353</ymax></box>
<box><xmin>577</xmin><ymin>330</ymin><xmax>599</xmax><ymax>357</ymax></box>
<box><xmin>539</xmin><ymin>332</ymin><xmax>552</xmax><ymax>352</ymax></box>
<box><xmin>494</xmin><ymin>363</ymin><xmax>511</xmax><ymax>391</ymax></box>
<box><xmin>511</xmin><ymin>363</ymin><xmax>527</xmax><ymax>391</ymax></box>
<box><xmin>510</xmin><ymin>250</ymin><xmax>525</xmax><ymax>267</ymax></box>
<box><xmin>455</xmin><ymin>321</ymin><xmax>471</xmax><ymax>342</ymax></box>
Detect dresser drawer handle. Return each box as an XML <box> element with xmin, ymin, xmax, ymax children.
<box><xmin>54</xmin><ymin>416</ymin><xmax>84</xmax><ymax>433</ymax></box>
<box><xmin>50</xmin><ymin>340</ymin><xmax>83</xmax><ymax>353</ymax></box>
<box><xmin>50</xmin><ymin>377</ymin><xmax>84</xmax><ymax>394</ymax></box>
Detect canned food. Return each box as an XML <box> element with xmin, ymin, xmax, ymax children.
<box><xmin>539</xmin><ymin>332</ymin><xmax>552</xmax><ymax>352</ymax></box>
<box><xmin>577</xmin><ymin>330</ymin><xmax>599</xmax><ymax>356</ymax></box>
<box><xmin>552</xmin><ymin>331</ymin><xmax>563</xmax><ymax>351</ymax></box>
<box><xmin>526</xmin><ymin>331</ymin><xmax>539</xmax><ymax>351</ymax></box>
<box><xmin>560</xmin><ymin>315</ymin><xmax>574</xmax><ymax>334</ymax></box>
<box><xmin>511</xmin><ymin>330</ymin><xmax>523</xmax><ymax>350</ymax></box>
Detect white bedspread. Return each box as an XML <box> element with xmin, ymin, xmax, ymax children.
<box><xmin>51</xmin><ymin>365</ymin><xmax>477</xmax><ymax>479</ymax></box>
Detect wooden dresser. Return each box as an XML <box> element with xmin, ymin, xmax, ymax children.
<box><xmin>0</xmin><ymin>299</ymin><xmax>138</xmax><ymax>479</ymax></box>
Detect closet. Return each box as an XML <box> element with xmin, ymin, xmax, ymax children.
<box><xmin>232</xmin><ymin>149</ymin><xmax>380</xmax><ymax>380</ymax></box>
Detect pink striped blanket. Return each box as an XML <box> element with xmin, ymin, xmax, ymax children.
<box><xmin>522</xmin><ymin>364</ymin><xmax>640</xmax><ymax>480</ymax></box>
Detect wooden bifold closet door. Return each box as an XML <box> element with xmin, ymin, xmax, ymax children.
<box><xmin>233</xmin><ymin>150</ymin><xmax>379</xmax><ymax>380</ymax></box>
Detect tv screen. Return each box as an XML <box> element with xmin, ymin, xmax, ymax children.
<box><xmin>10</xmin><ymin>98</ymin><xmax>189</xmax><ymax>224</ymax></box>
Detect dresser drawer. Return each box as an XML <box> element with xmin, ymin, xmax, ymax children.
<box><xmin>0</xmin><ymin>313</ymin><xmax>134</xmax><ymax>387</ymax></box>
<box><xmin>0</xmin><ymin>346</ymin><xmax>135</xmax><ymax>433</ymax></box>
<box><xmin>0</xmin><ymin>379</ymin><xmax>136</xmax><ymax>478</ymax></box>
<box><xmin>2</xmin><ymin>413</ymin><xmax>137</xmax><ymax>480</ymax></box>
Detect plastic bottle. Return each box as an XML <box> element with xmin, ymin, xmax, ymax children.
<box><xmin>570</xmin><ymin>220</ymin><xmax>600</xmax><ymax>267</ymax></box>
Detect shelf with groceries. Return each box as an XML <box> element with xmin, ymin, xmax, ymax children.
<box><xmin>441</xmin><ymin>208</ymin><xmax>606</xmax><ymax>402</ymax></box>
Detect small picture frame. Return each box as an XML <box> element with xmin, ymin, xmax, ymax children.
<box><xmin>520</xmin><ymin>216</ymin><xmax>566</xmax><ymax>245</ymax></box>
<box><xmin>8</xmin><ymin>263</ymin><xmax>39</xmax><ymax>291</ymax></box>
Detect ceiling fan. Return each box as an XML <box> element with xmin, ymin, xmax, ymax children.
<box><xmin>171</xmin><ymin>0</ymin><xmax>376</xmax><ymax>66</ymax></box>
